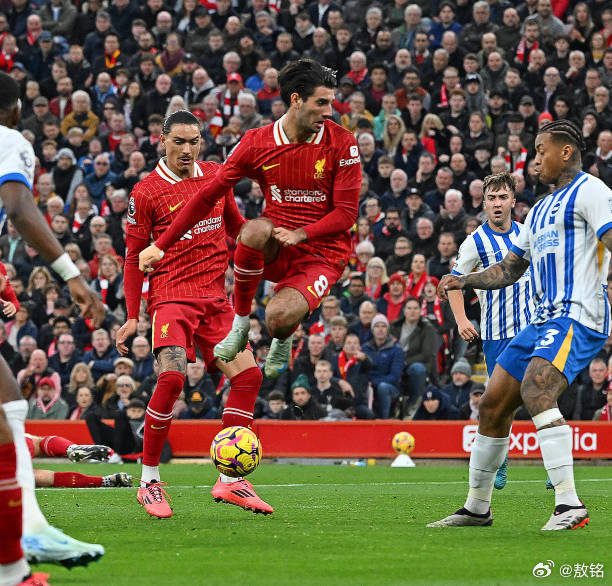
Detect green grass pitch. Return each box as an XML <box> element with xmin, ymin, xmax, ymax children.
<box><xmin>33</xmin><ymin>462</ymin><xmax>612</xmax><ymax>586</ymax></box>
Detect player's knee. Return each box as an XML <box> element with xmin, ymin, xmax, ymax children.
<box><xmin>478</xmin><ymin>394</ymin><xmax>506</xmax><ymax>426</ymax></box>
<box><xmin>240</xmin><ymin>219</ymin><xmax>273</xmax><ymax>249</ymax></box>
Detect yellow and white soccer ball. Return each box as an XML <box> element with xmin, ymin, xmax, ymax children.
<box><xmin>210</xmin><ymin>426</ymin><xmax>262</xmax><ymax>478</ymax></box>
<box><xmin>392</xmin><ymin>431</ymin><xmax>415</xmax><ymax>455</ymax></box>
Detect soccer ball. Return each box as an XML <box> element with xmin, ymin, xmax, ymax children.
<box><xmin>210</xmin><ymin>426</ymin><xmax>262</xmax><ymax>478</ymax></box>
<box><xmin>392</xmin><ymin>431</ymin><xmax>415</xmax><ymax>454</ymax></box>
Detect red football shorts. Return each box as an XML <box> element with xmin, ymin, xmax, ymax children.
<box><xmin>150</xmin><ymin>297</ymin><xmax>234</xmax><ymax>371</ymax></box>
<box><xmin>264</xmin><ymin>246</ymin><xmax>343</xmax><ymax>313</ymax></box>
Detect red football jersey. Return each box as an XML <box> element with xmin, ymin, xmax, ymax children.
<box><xmin>155</xmin><ymin>117</ymin><xmax>362</xmax><ymax>268</ymax></box>
<box><xmin>125</xmin><ymin>159</ymin><xmax>244</xmax><ymax>314</ymax></box>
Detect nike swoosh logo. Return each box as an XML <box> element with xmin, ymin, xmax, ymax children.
<box><xmin>306</xmin><ymin>286</ymin><xmax>319</xmax><ymax>298</ymax></box>
<box><xmin>169</xmin><ymin>201</ymin><xmax>184</xmax><ymax>211</ymax></box>
<box><xmin>262</xmin><ymin>163</ymin><xmax>280</xmax><ymax>171</ymax></box>
<box><xmin>151</xmin><ymin>425</ymin><xmax>167</xmax><ymax>430</ymax></box>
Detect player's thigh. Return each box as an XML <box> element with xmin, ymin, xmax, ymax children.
<box><xmin>24</xmin><ymin>433</ymin><xmax>40</xmax><ymax>457</ymax></box>
<box><xmin>151</xmin><ymin>302</ymin><xmax>197</xmax><ymax>369</ymax></box>
<box><xmin>239</xmin><ymin>217</ymin><xmax>279</xmax><ymax>262</ymax></box>
<box><xmin>478</xmin><ymin>364</ymin><xmax>523</xmax><ymax>424</ymax></box>
<box><xmin>0</xmin><ymin>406</ymin><xmax>11</xmax><ymax>444</ymax></box>
<box><xmin>521</xmin><ymin>356</ymin><xmax>568</xmax><ymax>418</ymax></box>
<box><xmin>0</xmin><ymin>353</ymin><xmax>22</xmax><ymax>404</ymax></box>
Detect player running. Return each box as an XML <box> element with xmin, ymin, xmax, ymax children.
<box><xmin>430</xmin><ymin>120</ymin><xmax>612</xmax><ymax>531</ymax></box>
<box><xmin>24</xmin><ymin>434</ymin><xmax>132</xmax><ymax>488</ymax></box>
<box><xmin>0</xmin><ymin>72</ymin><xmax>105</xmax><ymax>586</ymax></box>
<box><xmin>116</xmin><ymin>110</ymin><xmax>271</xmax><ymax>519</ymax></box>
<box><xmin>448</xmin><ymin>172</ymin><xmax>534</xmax><ymax>489</ymax></box>
<box><xmin>138</xmin><ymin>59</ymin><xmax>362</xmax><ymax>378</ymax></box>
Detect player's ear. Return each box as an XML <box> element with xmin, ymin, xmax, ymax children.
<box><xmin>290</xmin><ymin>92</ymin><xmax>302</xmax><ymax>108</ymax></box>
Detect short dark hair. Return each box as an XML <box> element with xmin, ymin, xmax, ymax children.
<box><xmin>482</xmin><ymin>171</ymin><xmax>517</xmax><ymax>196</ymax></box>
<box><xmin>53</xmin><ymin>316</ymin><xmax>71</xmax><ymax>328</ymax></box>
<box><xmin>0</xmin><ymin>71</ymin><xmax>20</xmax><ymax>114</ymax></box>
<box><xmin>163</xmin><ymin>109</ymin><xmax>200</xmax><ymax>135</ymax></box>
<box><xmin>536</xmin><ymin>118</ymin><xmax>585</xmax><ymax>156</ymax></box>
<box><xmin>278</xmin><ymin>58</ymin><xmax>337</xmax><ymax>106</ymax></box>
<box><xmin>267</xmin><ymin>390</ymin><xmax>285</xmax><ymax>402</ymax></box>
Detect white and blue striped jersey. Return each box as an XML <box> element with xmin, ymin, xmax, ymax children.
<box><xmin>0</xmin><ymin>126</ymin><xmax>35</xmax><ymax>232</ymax></box>
<box><xmin>511</xmin><ymin>172</ymin><xmax>612</xmax><ymax>335</ymax></box>
<box><xmin>452</xmin><ymin>220</ymin><xmax>534</xmax><ymax>340</ymax></box>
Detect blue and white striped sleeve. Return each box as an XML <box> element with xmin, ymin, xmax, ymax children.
<box><xmin>576</xmin><ymin>175</ymin><xmax>612</xmax><ymax>240</ymax></box>
<box><xmin>451</xmin><ymin>235</ymin><xmax>479</xmax><ymax>276</ymax></box>
<box><xmin>509</xmin><ymin>210</ymin><xmax>534</xmax><ymax>261</ymax></box>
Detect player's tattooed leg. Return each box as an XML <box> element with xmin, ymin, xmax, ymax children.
<box><xmin>521</xmin><ymin>357</ymin><xmax>567</xmax><ymax>428</ymax></box>
<box><xmin>156</xmin><ymin>346</ymin><xmax>187</xmax><ymax>374</ymax></box>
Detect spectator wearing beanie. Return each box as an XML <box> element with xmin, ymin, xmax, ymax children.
<box><xmin>281</xmin><ymin>374</ymin><xmax>327</xmax><ymax>420</ymax></box>
<box><xmin>362</xmin><ymin>313</ymin><xmax>404</xmax><ymax>419</ymax></box>
<box><xmin>442</xmin><ymin>359</ymin><xmax>474</xmax><ymax>410</ymax></box>
<box><xmin>377</xmin><ymin>273</ymin><xmax>408</xmax><ymax>322</ymax></box>
<box><xmin>413</xmin><ymin>386</ymin><xmax>458</xmax><ymax>420</ymax></box>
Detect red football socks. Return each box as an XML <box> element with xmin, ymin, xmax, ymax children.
<box><xmin>39</xmin><ymin>435</ymin><xmax>73</xmax><ymax>457</ymax></box>
<box><xmin>233</xmin><ymin>242</ymin><xmax>264</xmax><ymax>317</ymax></box>
<box><xmin>142</xmin><ymin>370</ymin><xmax>185</xmax><ymax>467</ymax></box>
<box><xmin>0</xmin><ymin>442</ymin><xmax>23</xmax><ymax>564</ymax></box>
<box><xmin>222</xmin><ymin>367</ymin><xmax>263</xmax><ymax>428</ymax></box>
<box><xmin>53</xmin><ymin>472</ymin><xmax>103</xmax><ymax>488</ymax></box>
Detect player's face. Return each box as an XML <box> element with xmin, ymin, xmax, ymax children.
<box><xmin>294</xmin><ymin>86</ymin><xmax>335</xmax><ymax>135</ymax></box>
<box><xmin>483</xmin><ymin>186</ymin><xmax>515</xmax><ymax>229</ymax></box>
<box><xmin>162</xmin><ymin>123</ymin><xmax>201</xmax><ymax>177</ymax></box>
<box><xmin>533</xmin><ymin>133</ymin><xmax>569</xmax><ymax>185</ymax></box>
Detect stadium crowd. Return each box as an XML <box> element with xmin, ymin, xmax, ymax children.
<box><xmin>0</xmin><ymin>0</ymin><xmax>611</xmax><ymax>434</ymax></box>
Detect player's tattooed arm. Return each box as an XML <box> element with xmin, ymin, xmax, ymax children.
<box><xmin>599</xmin><ymin>228</ymin><xmax>612</xmax><ymax>254</ymax></box>
<box><xmin>157</xmin><ymin>346</ymin><xmax>187</xmax><ymax>374</ymax></box>
<box><xmin>438</xmin><ymin>251</ymin><xmax>529</xmax><ymax>300</ymax></box>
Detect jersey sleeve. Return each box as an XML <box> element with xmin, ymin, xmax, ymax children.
<box><xmin>301</xmin><ymin>132</ymin><xmax>361</xmax><ymax>242</ymax></box>
<box><xmin>0</xmin><ymin>131</ymin><xmax>35</xmax><ymax>189</ymax></box>
<box><xmin>575</xmin><ymin>176</ymin><xmax>612</xmax><ymax>240</ymax></box>
<box><xmin>509</xmin><ymin>208</ymin><xmax>535</xmax><ymax>262</ymax></box>
<box><xmin>218</xmin><ymin>129</ymin><xmax>254</xmax><ymax>186</ymax></box>
<box><xmin>126</xmin><ymin>183</ymin><xmax>155</xmax><ymax>240</ymax></box>
<box><xmin>222</xmin><ymin>191</ymin><xmax>245</xmax><ymax>240</ymax></box>
<box><xmin>451</xmin><ymin>235</ymin><xmax>480</xmax><ymax>276</ymax></box>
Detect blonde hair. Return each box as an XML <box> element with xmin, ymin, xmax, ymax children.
<box><xmin>383</xmin><ymin>114</ymin><xmax>406</xmax><ymax>155</ymax></box>
<box><xmin>366</xmin><ymin>256</ymin><xmax>389</xmax><ymax>287</ymax></box>
<box><xmin>27</xmin><ymin>266</ymin><xmax>53</xmax><ymax>293</ymax></box>
<box><xmin>99</xmin><ymin>253</ymin><xmax>122</xmax><ymax>276</ymax></box>
<box><xmin>419</xmin><ymin>113</ymin><xmax>443</xmax><ymax>140</ymax></box>
<box><xmin>69</xmin><ymin>362</ymin><xmax>95</xmax><ymax>395</ymax></box>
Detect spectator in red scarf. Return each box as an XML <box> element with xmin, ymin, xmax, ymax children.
<box><xmin>331</xmin><ymin>332</ymin><xmax>374</xmax><ymax>419</ymax></box>
<box><xmin>405</xmin><ymin>253</ymin><xmax>438</xmax><ymax>298</ymax></box>
<box><xmin>308</xmin><ymin>295</ymin><xmax>341</xmax><ymax>342</ymax></box>
<box><xmin>377</xmin><ymin>272</ymin><xmax>408</xmax><ymax>322</ymax></box>
<box><xmin>594</xmin><ymin>387</ymin><xmax>612</xmax><ymax>421</ymax></box>
<box><xmin>0</xmin><ymin>33</ymin><xmax>19</xmax><ymax>72</ymax></box>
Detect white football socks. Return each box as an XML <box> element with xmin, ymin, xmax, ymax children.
<box><xmin>0</xmin><ymin>558</ymin><xmax>30</xmax><ymax>586</ymax></box>
<box><xmin>537</xmin><ymin>425</ymin><xmax>581</xmax><ymax>507</ymax></box>
<box><xmin>219</xmin><ymin>473</ymin><xmax>241</xmax><ymax>483</ymax></box>
<box><xmin>141</xmin><ymin>465</ymin><xmax>160</xmax><ymax>487</ymax></box>
<box><xmin>3</xmin><ymin>400</ymin><xmax>48</xmax><ymax>533</ymax></box>
<box><xmin>464</xmin><ymin>432</ymin><xmax>509</xmax><ymax>515</ymax></box>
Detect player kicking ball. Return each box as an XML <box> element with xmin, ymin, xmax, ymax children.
<box><xmin>0</xmin><ymin>72</ymin><xmax>105</xmax><ymax>586</ymax></box>
<box><xmin>117</xmin><ymin>110</ymin><xmax>271</xmax><ymax>519</ymax></box>
<box><xmin>24</xmin><ymin>434</ymin><xmax>132</xmax><ymax>488</ymax></box>
<box><xmin>430</xmin><ymin>120</ymin><xmax>612</xmax><ymax>530</ymax></box>
<box><xmin>138</xmin><ymin>59</ymin><xmax>361</xmax><ymax>379</ymax></box>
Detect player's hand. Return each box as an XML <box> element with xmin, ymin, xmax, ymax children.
<box><xmin>272</xmin><ymin>227</ymin><xmax>307</xmax><ymax>247</ymax></box>
<box><xmin>67</xmin><ymin>277</ymin><xmax>105</xmax><ymax>328</ymax></box>
<box><xmin>1</xmin><ymin>300</ymin><xmax>16</xmax><ymax>317</ymax></box>
<box><xmin>457</xmin><ymin>319</ymin><xmax>479</xmax><ymax>342</ymax></box>
<box><xmin>139</xmin><ymin>244</ymin><xmax>164</xmax><ymax>272</ymax></box>
<box><xmin>438</xmin><ymin>274</ymin><xmax>465</xmax><ymax>301</ymax></box>
<box><xmin>116</xmin><ymin>319</ymin><xmax>138</xmax><ymax>355</ymax></box>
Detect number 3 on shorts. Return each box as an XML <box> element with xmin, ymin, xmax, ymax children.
<box><xmin>307</xmin><ymin>274</ymin><xmax>329</xmax><ymax>300</ymax></box>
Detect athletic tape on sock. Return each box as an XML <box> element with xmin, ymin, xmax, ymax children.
<box><xmin>532</xmin><ymin>408</ymin><xmax>563</xmax><ymax>429</ymax></box>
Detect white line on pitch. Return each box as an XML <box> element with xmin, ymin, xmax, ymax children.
<box><xmin>37</xmin><ymin>478</ymin><xmax>612</xmax><ymax>491</ymax></box>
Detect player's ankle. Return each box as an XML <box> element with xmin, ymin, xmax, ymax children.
<box><xmin>233</xmin><ymin>314</ymin><xmax>249</xmax><ymax>330</ymax></box>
